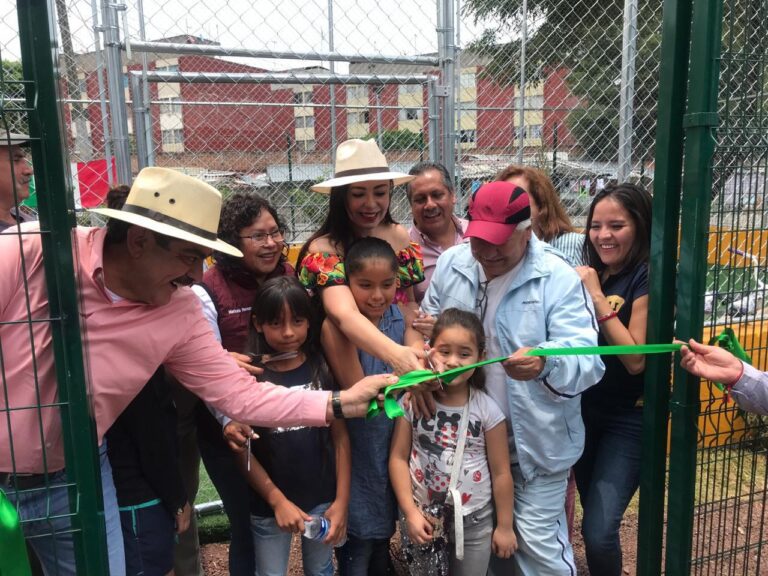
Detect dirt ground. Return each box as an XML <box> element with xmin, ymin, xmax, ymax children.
<box><xmin>200</xmin><ymin>513</ymin><xmax>639</xmax><ymax>575</ymax></box>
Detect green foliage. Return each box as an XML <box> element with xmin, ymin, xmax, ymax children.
<box><xmin>0</xmin><ymin>60</ymin><xmax>28</xmax><ymax>134</ymax></box>
<box><xmin>364</xmin><ymin>130</ymin><xmax>424</xmax><ymax>151</ymax></box>
<box><xmin>464</xmin><ymin>0</ymin><xmax>661</xmax><ymax>161</ymax></box>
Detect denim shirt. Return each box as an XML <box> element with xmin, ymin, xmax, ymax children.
<box><xmin>421</xmin><ymin>236</ymin><xmax>605</xmax><ymax>481</ymax></box>
<box><xmin>346</xmin><ymin>304</ymin><xmax>404</xmax><ymax>539</ymax></box>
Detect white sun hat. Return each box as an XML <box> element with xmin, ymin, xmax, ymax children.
<box><xmin>310</xmin><ymin>138</ymin><xmax>415</xmax><ymax>193</ymax></box>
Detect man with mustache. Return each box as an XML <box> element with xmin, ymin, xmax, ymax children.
<box><xmin>0</xmin><ymin>166</ymin><xmax>393</xmax><ymax>575</ymax></box>
<box><xmin>406</xmin><ymin>162</ymin><xmax>468</xmax><ymax>306</ymax></box>
<box><xmin>0</xmin><ymin>131</ymin><xmax>35</xmax><ymax>231</ymax></box>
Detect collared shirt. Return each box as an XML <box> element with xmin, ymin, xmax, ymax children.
<box><xmin>0</xmin><ymin>224</ymin><xmax>329</xmax><ymax>473</ymax></box>
<box><xmin>408</xmin><ymin>215</ymin><xmax>468</xmax><ymax>304</ymax></box>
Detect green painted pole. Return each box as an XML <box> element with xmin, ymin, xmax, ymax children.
<box><xmin>666</xmin><ymin>0</ymin><xmax>724</xmax><ymax>571</ymax></box>
<box><xmin>637</xmin><ymin>0</ymin><xmax>693</xmax><ymax>573</ymax></box>
<box><xmin>17</xmin><ymin>0</ymin><xmax>109</xmax><ymax>573</ymax></box>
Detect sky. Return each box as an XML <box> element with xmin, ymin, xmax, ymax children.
<box><xmin>0</xmin><ymin>0</ymin><xmax>512</xmax><ymax>70</ymax></box>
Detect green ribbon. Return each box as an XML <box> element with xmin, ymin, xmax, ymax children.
<box><xmin>0</xmin><ymin>489</ymin><xmax>32</xmax><ymax>576</ymax></box>
<box><xmin>366</xmin><ymin>343</ymin><xmax>684</xmax><ymax>419</ymax></box>
<box><xmin>526</xmin><ymin>343</ymin><xmax>683</xmax><ymax>357</ymax></box>
<box><xmin>708</xmin><ymin>327</ymin><xmax>751</xmax><ymax>397</ymax></box>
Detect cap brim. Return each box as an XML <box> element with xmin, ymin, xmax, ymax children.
<box><xmin>89</xmin><ymin>207</ymin><xmax>243</xmax><ymax>257</ymax></box>
<box><xmin>463</xmin><ymin>220</ymin><xmax>518</xmax><ymax>245</ymax></box>
<box><xmin>310</xmin><ymin>171</ymin><xmax>415</xmax><ymax>193</ymax></box>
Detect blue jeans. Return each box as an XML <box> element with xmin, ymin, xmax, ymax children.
<box><xmin>120</xmin><ymin>499</ymin><xmax>175</xmax><ymax>576</ymax></box>
<box><xmin>251</xmin><ymin>502</ymin><xmax>333</xmax><ymax>576</ymax></box>
<box><xmin>335</xmin><ymin>534</ymin><xmax>394</xmax><ymax>576</ymax></box>
<box><xmin>574</xmin><ymin>404</ymin><xmax>643</xmax><ymax>576</ymax></box>
<box><xmin>5</xmin><ymin>442</ymin><xmax>124</xmax><ymax>576</ymax></box>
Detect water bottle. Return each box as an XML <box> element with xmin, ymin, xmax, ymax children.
<box><xmin>303</xmin><ymin>515</ymin><xmax>347</xmax><ymax>547</ymax></box>
<box><xmin>303</xmin><ymin>515</ymin><xmax>330</xmax><ymax>541</ymax></box>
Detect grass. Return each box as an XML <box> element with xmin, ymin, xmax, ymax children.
<box><xmin>196</xmin><ymin>466</ymin><xmax>231</xmax><ymax>544</ymax></box>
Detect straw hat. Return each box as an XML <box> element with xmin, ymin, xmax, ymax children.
<box><xmin>0</xmin><ymin>132</ymin><xmax>31</xmax><ymax>146</ymax></box>
<box><xmin>311</xmin><ymin>139</ymin><xmax>414</xmax><ymax>193</ymax></box>
<box><xmin>90</xmin><ymin>167</ymin><xmax>243</xmax><ymax>257</ymax></box>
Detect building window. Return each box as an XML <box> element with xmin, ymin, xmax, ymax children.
<box><xmin>122</xmin><ymin>74</ymin><xmax>129</xmax><ymax>89</ymax></box>
<box><xmin>460</xmin><ymin>72</ymin><xmax>476</xmax><ymax>89</ymax></box>
<box><xmin>161</xmin><ymin>128</ymin><xmax>184</xmax><ymax>145</ymax></box>
<box><xmin>347</xmin><ymin>110</ymin><xmax>369</xmax><ymax>125</ymax></box>
<box><xmin>302</xmin><ymin>139</ymin><xmax>316</xmax><ymax>152</ymax></box>
<box><xmin>160</xmin><ymin>97</ymin><xmax>182</xmax><ymax>114</ymax></box>
<box><xmin>398</xmin><ymin>108</ymin><xmax>422</xmax><ymax>121</ymax></box>
<box><xmin>526</xmin><ymin>124</ymin><xmax>543</xmax><ymax>139</ymax></box>
<box><xmin>398</xmin><ymin>84</ymin><xmax>421</xmax><ymax>96</ymax></box>
<box><xmin>347</xmin><ymin>85</ymin><xmax>367</xmax><ymax>100</ymax></box>
<box><xmin>77</xmin><ymin>79</ymin><xmax>88</xmax><ymax>97</ymax></box>
<box><xmin>156</xmin><ymin>64</ymin><xmax>180</xmax><ymax>73</ymax></box>
<box><xmin>295</xmin><ymin>115</ymin><xmax>315</xmax><ymax>129</ymax></box>
<box><xmin>459</xmin><ymin>129</ymin><xmax>476</xmax><ymax>143</ymax></box>
<box><xmin>514</xmin><ymin>95</ymin><xmax>544</xmax><ymax>110</ymax></box>
<box><xmin>293</xmin><ymin>91</ymin><xmax>313</xmax><ymax>105</ymax></box>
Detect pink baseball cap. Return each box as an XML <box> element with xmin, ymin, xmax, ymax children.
<box><xmin>464</xmin><ymin>181</ymin><xmax>531</xmax><ymax>245</ymax></box>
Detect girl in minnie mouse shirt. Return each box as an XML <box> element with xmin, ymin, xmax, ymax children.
<box><xmin>389</xmin><ymin>308</ymin><xmax>517</xmax><ymax>576</ymax></box>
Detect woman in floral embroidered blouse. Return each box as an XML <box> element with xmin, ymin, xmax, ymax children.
<box><xmin>296</xmin><ymin>139</ymin><xmax>425</xmax><ymax>377</ymax></box>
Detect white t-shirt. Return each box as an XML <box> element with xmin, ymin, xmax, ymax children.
<box><xmin>401</xmin><ymin>390</ymin><xmax>506</xmax><ymax>515</ymax></box>
<box><xmin>478</xmin><ymin>261</ymin><xmax>524</xmax><ymax>460</ymax></box>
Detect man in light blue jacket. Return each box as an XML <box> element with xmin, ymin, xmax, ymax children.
<box><xmin>421</xmin><ymin>181</ymin><xmax>605</xmax><ymax>575</ymax></box>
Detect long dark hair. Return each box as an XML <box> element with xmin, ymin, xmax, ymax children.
<box><xmin>215</xmin><ymin>192</ymin><xmax>288</xmax><ymax>278</ymax></box>
<box><xmin>297</xmin><ymin>182</ymin><xmax>397</xmax><ymax>266</ymax></box>
<box><xmin>246</xmin><ymin>276</ymin><xmax>332</xmax><ymax>391</ymax></box>
<box><xmin>582</xmin><ymin>183</ymin><xmax>652</xmax><ymax>275</ymax></box>
<box><xmin>345</xmin><ymin>236</ymin><xmax>399</xmax><ymax>279</ymax></box>
<box><xmin>429</xmin><ymin>308</ymin><xmax>486</xmax><ymax>391</ymax></box>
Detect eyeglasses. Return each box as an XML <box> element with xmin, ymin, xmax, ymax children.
<box><xmin>475</xmin><ymin>280</ymin><xmax>490</xmax><ymax>324</ymax></box>
<box><xmin>240</xmin><ymin>229</ymin><xmax>285</xmax><ymax>244</ymax></box>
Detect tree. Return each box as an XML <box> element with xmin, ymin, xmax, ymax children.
<box><xmin>364</xmin><ymin>130</ymin><xmax>424</xmax><ymax>152</ymax></box>
<box><xmin>0</xmin><ymin>60</ymin><xmax>27</xmax><ymax>134</ymax></box>
<box><xmin>464</xmin><ymin>0</ymin><xmax>662</xmax><ymax>162</ymax></box>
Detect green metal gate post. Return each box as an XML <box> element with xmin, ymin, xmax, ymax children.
<box><xmin>17</xmin><ymin>0</ymin><xmax>109</xmax><ymax>572</ymax></box>
<box><xmin>666</xmin><ymin>0</ymin><xmax>724</xmax><ymax>571</ymax></box>
<box><xmin>637</xmin><ymin>0</ymin><xmax>693</xmax><ymax>572</ymax></box>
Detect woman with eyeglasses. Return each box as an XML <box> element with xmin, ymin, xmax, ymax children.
<box><xmin>190</xmin><ymin>192</ymin><xmax>295</xmax><ymax>576</ymax></box>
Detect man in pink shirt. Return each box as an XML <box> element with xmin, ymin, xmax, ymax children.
<box><xmin>0</xmin><ymin>167</ymin><xmax>392</xmax><ymax>575</ymax></box>
<box><xmin>406</xmin><ymin>162</ymin><xmax>468</xmax><ymax>305</ymax></box>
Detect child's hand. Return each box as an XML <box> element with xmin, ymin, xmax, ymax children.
<box><xmin>405</xmin><ymin>509</ymin><xmax>434</xmax><ymax>545</ymax></box>
<box><xmin>273</xmin><ymin>497</ymin><xmax>310</xmax><ymax>534</ymax></box>
<box><xmin>492</xmin><ymin>525</ymin><xmax>518</xmax><ymax>559</ymax></box>
<box><xmin>323</xmin><ymin>500</ymin><xmax>348</xmax><ymax>546</ymax></box>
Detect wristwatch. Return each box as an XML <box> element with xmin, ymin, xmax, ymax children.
<box><xmin>331</xmin><ymin>390</ymin><xmax>344</xmax><ymax>419</ymax></box>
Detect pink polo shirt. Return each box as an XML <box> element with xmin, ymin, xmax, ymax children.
<box><xmin>0</xmin><ymin>224</ymin><xmax>328</xmax><ymax>473</ymax></box>
<box><xmin>408</xmin><ymin>216</ymin><xmax>468</xmax><ymax>304</ymax></box>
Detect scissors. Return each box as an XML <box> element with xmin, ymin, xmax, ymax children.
<box><xmin>246</xmin><ymin>351</ymin><xmax>299</xmax><ymax>365</ymax></box>
<box><xmin>425</xmin><ymin>347</ymin><xmax>445</xmax><ymax>390</ymax></box>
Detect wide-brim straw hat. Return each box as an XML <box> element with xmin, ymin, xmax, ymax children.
<box><xmin>90</xmin><ymin>167</ymin><xmax>243</xmax><ymax>257</ymax></box>
<box><xmin>310</xmin><ymin>138</ymin><xmax>415</xmax><ymax>193</ymax></box>
<box><xmin>0</xmin><ymin>132</ymin><xmax>31</xmax><ymax>147</ymax></box>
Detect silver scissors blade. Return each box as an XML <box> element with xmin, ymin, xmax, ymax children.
<box><xmin>247</xmin><ymin>351</ymin><xmax>299</xmax><ymax>365</ymax></box>
<box><xmin>425</xmin><ymin>349</ymin><xmax>445</xmax><ymax>389</ymax></box>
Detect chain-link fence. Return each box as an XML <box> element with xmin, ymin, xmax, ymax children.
<box><xmin>1</xmin><ymin>0</ymin><xmax>664</xmax><ymax>237</ymax></box>
<box><xmin>690</xmin><ymin>0</ymin><xmax>768</xmax><ymax>571</ymax></box>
